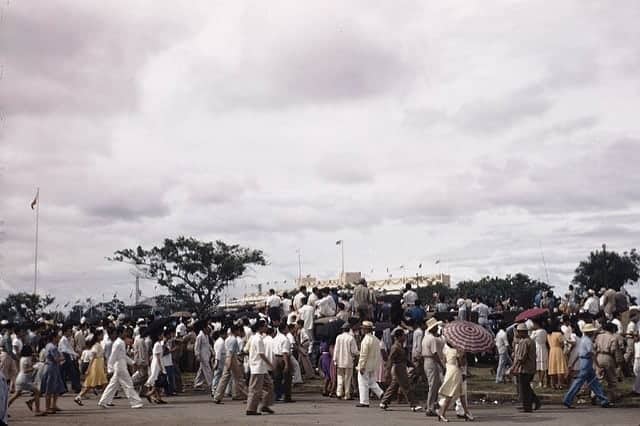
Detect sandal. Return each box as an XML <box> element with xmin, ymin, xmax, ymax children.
<box><xmin>26</xmin><ymin>399</ymin><xmax>34</xmax><ymax>412</ymax></box>
<box><xmin>74</xmin><ymin>396</ymin><xmax>84</xmax><ymax>406</ymax></box>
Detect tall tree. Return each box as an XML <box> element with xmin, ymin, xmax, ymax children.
<box><xmin>110</xmin><ymin>237</ymin><xmax>266</xmax><ymax>317</ymax></box>
<box><xmin>456</xmin><ymin>273</ymin><xmax>551</xmax><ymax>308</ymax></box>
<box><xmin>573</xmin><ymin>245</ymin><xmax>639</xmax><ymax>291</ymax></box>
<box><xmin>0</xmin><ymin>292</ymin><xmax>55</xmax><ymax>322</ymax></box>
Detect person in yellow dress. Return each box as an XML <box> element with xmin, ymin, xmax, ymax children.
<box><xmin>74</xmin><ymin>330</ymin><xmax>108</xmax><ymax>405</ymax></box>
<box><xmin>547</xmin><ymin>324</ymin><xmax>568</xmax><ymax>389</ymax></box>
<box><xmin>437</xmin><ymin>341</ymin><xmax>474</xmax><ymax>422</ymax></box>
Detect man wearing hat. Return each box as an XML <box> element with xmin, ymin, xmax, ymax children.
<box><xmin>422</xmin><ymin>317</ymin><xmax>444</xmax><ymax>416</ymax></box>
<box><xmin>511</xmin><ymin>323</ymin><xmax>540</xmax><ymax>413</ymax></box>
<box><xmin>355</xmin><ymin>321</ymin><xmax>383</xmax><ymax>407</ymax></box>
<box><xmin>563</xmin><ymin>323</ymin><xmax>610</xmax><ymax>408</ymax></box>
<box><xmin>334</xmin><ymin>323</ymin><xmax>359</xmax><ymax>400</ymax></box>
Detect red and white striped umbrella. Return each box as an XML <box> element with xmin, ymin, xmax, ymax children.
<box><xmin>442</xmin><ymin>320</ymin><xmax>494</xmax><ymax>353</ymax></box>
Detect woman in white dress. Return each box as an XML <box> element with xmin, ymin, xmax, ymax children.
<box><xmin>530</xmin><ymin>321</ymin><xmax>549</xmax><ymax>388</ymax></box>
<box><xmin>144</xmin><ymin>333</ymin><xmax>167</xmax><ymax>404</ymax></box>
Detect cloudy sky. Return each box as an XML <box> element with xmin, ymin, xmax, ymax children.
<box><xmin>1</xmin><ymin>1</ymin><xmax>639</xmax><ymax>305</ymax></box>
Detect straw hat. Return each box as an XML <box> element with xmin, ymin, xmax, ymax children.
<box><xmin>516</xmin><ymin>323</ymin><xmax>529</xmax><ymax>332</ymax></box>
<box><xmin>425</xmin><ymin>317</ymin><xmax>442</xmax><ymax>332</ymax></box>
<box><xmin>361</xmin><ymin>321</ymin><xmax>374</xmax><ymax>329</ymax></box>
<box><xmin>582</xmin><ymin>323</ymin><xmax>599</xmax><ymax>333</ymax></box>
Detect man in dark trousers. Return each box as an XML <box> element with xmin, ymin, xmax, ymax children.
<box><xmin>379</xmin><ymin>329</ymin><xmax>422</xmax><ymax>412</ymax></box>
<box><xmin>511</xmin><ymin>323</ymin><xmax>540</xmax><ymax>412</ymax></box>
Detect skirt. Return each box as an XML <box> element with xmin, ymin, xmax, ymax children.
<box><xmin>40</xmin><ymin>362</ymin><xmax>66</xmax><ymax>395</ymax></box>
<box><xmin>84</xmin><ymin>358</ymin><xmax>108</xmax><ymax>388</ymax></box>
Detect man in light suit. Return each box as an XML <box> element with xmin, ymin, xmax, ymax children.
<box><xmin>97</xmin><ymin>326</ymin><xmax>143</xmax><ymax>409</ymax></box>
<box><xmin>194</xmin><ymin>324</ymin><xmax>213</xmax><ymax>389</ymax></box>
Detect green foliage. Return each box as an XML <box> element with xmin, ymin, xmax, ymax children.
<box><xmin>416</xmin><ymin>282</ymin><xmax>457</xmax><ymax>305</ymax></box>
<box><xmin>573</xmin><ymin>246</ymin><xmax>639</xmax><ymax>291</ymax></box>
<box><xmin>0</xmin><ymin>292</ymin><xmax>55</xmax><ymax>322</ymax></box>
<box><xmin>456</xmin><ymin>273</ymin><xmax>551</xmax><ymax>308</ymax></box>
<box><xmin>110</xmin><ymin>236</ymin><xmax>266</xmax><ymax>317</ymax></box>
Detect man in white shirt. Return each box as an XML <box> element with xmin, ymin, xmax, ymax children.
<box><xmin>211</xmin><ymin>330</ymin><xmax>226</xmax><ymax>395</ymax></box>
<box><xmin>334</xmin><ymin>323</ymin><xmax>359</xmax><ymax>400</ymax></box>
<box><xmin>58</xmin><ymin>325</ymin><xmax>81</xmax><ymax>393</ymax></box>
<box><xmin>292</xmin><ymin>286</ymin><xmax>308</xmax><ymax>311</ymax></box>
<box><xmin>297</xmin><ymin>298</ymin><xmax>315</xmax><ymax>341</ymax></box>
<box><xmin>266</xmin><ymin>289</ymin><xmax>282</xmax><ymax>324</ymax></box>
<box><xmin>422</xmin><ymin>318</ymin><xmax>444</xmax><ymax>416</ymax></box>
<box><xmin>495</xmin><ymin>326</ymin><xmax>511</xmax><ymax>384</ymax></box>
<box><xmin>194</xmin><ymin>325</ymin><xmax>213</xmax><ymax>389</ymax></box>
<box><xmin>98</xmin><ymin>327</ymin><xmax>143</xmax><ymax>409</ymax></box>
<box><xmin>131</xmin><ymin>328</ymin><xmax>149</xmax><ymax>388</ymax></box>
<box><xmin>281</xmin><ymin>293</ymin><xmax>292</xmax><ymax>318</ymax></box>
<box><xmin>213</xmin><ymin>325</ymin><xmax>248</xmax><ymax>403</ymax></box>
<box><xmin>316</xmin><ymin>288</ymin><xmax>337</xmax><ymax>318</ymax></box>
<box><xmin>272</xmin><ymin>323</ymin><xmax>293</xmax><ymax>402</ymax></box>
<box><xmin>402</xmin><ymin>283</ymin><xmax>418</xmax><ymax>309</ymax></box>
<box><xmin>296</xmin><ymin>320</ymin><xmax>314</xmax><ymax>379</ymax></box>
<box><xmin>583</xmin><ymin>289</ymin><xmax>600</xmax><ymax>316</ymax></box>
<box><xmin>307</xmin><ymin>288</ymin><xmax>320</xmax><ymax>308</ymax></box>
<box><xmin>473</xmin><ymin>298</ymin><xmax>490</xmax><ymax>328</ymax></box>
<box><xmin>246</xmin><ymin>321</ymin><xmax>274</xmax><ymax>416</ymax></box>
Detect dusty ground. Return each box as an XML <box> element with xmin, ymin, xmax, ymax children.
<box><xmin>7</xmin><ymin>392</ymin><xmax>639</xmax><ymax>426</ymax></box>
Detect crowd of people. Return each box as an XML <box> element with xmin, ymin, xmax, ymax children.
<box><xmin>0</xmin><ymin>280</ymin><xmax>638</xmax><ymax>424</ymax></box>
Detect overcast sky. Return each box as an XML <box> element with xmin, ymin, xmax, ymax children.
<box><xmin>1</xmin><ymin>1</ymin><xmax>639</xmax><ymax>305</ymax></box>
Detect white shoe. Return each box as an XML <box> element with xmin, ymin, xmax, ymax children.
<box><xmin>97</xmin><ymin>403</ymin><xmax>109</xmax><ymax>409</ymax></box>
<box><xmin>412</xmin><ymin>406</ymin><xmax>423</xmax><ymax>412</ymax></box>
<box><xmin>132</xmin><ymin>404</ymin><xmax>144</xmax><ymax>409</ymax></box>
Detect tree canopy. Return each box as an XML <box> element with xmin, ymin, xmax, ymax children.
<box><xmin>110</xmin><ymin>237</ymin><xmax>266</xmax><ymax>317</ymax></box>
<box><xmin>573</xmin><ymin>245</ymin><xmax>639</xmax><ymax>291</ymax></box>
<box><xmin>0</xmin><ymin>292</ymin><xmax>55</xmax><ymax>322</ymax></box>
<box><xmin>456</xmin><ymin>273</ymin><xmax>551</xmax><ymax>308</ymax></box>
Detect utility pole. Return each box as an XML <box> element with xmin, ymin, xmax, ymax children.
<box><xmin>32</xmin><ymin>188</ymin><xmax>40</xmax><ymax>294</ymax></box>
<box><xmin>135</xmin><ymin>275</ymin><xmax>140</xmax><ymax>305</ymax></box>
<box><xmin>297</xmin><ymin>249</ymin><xmax>302</xmax><ymax>287</ymax></box>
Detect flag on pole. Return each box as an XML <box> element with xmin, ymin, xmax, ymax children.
<box><xmin>418</xmin><ymin>263</ymin><xmax>422</xmax><ymax>269</ymax></box>
<box><xmin>335</xmin><ymin>240</ymin><xmax>343</xmax><ymax>245</ymax></box>
<box><xmin>30</xmin><ymin>188</ymin><xmax>39</xmax><ymax>210</ymax></box>
<box><xmin>435</xmin><ymin>259</ymin><xmax>440</xmax><ymax>264</ymax></box>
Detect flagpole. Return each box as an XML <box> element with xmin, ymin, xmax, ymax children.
<box><xmin>341</xmin><ymin>241</ymin><xmax>345</xmax><ymax>285</ymax></box>
<box><xmin>33</xmin><ymin>187</ymin><xmax>40</xmax><ymax>295</ymax></box>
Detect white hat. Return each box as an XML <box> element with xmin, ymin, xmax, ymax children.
<box><xmin>456</xmin><ymin>298</ymin><xmax>465</xmax><ymax>307</ymax></box>
<box><xmin>582</xmin><ymin>323</ymin><xmax>599</xmax><ymax>333</ymax></box>
<box><xmin>80</xmin><ymin>316</ymin><xmax>87</xmax><ymax>324</ymax></box>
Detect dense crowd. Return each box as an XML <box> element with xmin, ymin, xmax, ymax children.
<box><xmin>0</xmin><ymin>280</ymin><xmax>638</xmax><ymax>424</ymax></box>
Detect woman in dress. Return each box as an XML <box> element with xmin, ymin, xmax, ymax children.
<box><xmin>8</xmin><ymin>346</ymin><xmax>45</xmax><ymax>416</ymax></box>
<box><xmin>437</xmin><ymin>342</ymin><xmax>474</xmax><ymax>422</ymax></box>
<box><xmin>530</xmin><ymin>321</ymin><xmax>549</xmax><ymax>388</ymax></box>
<box><xmin>74</xmin><ymin>330</ymin><xmax>108</xmax><ymax>405</ymax></box>
<box><xmin>39</xmin><ymin>331</ymin><xmax>66</xmax><ymax>414</ymax></box>
<box><xmin>547</xmin><ymin>323</ymin><xmax>568</xmax><ymax>389</ymax></box>
<box><xmin>144</xmin><ymin>333</ymin><xmax>167</xmax><ymax>404</ymax></box>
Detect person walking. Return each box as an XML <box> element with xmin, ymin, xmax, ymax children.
<box><xmin>74</xmin><ymin>330</ymin><xmax>108</xmax><ymax>405</ymax></box>
<box><xmin>144</xmin><ymin>333</ymin><xmax>167</xmax><ymax>404</ymax></box>
<box><xmin>39</xmin><ymin>332</ymin><xmax>65</xmax><ymax>415</ymax></box>
<box><xmin>437</xmin><ymin>342</ymin><xmax>474</xmax><ymax>422</ymax></box>
<box><xmin>213</xmin><ymin>325</ymin><xmax>248</xmax><ymax>403</ymax></box>
<box><xmin>210</xmin><ymin>330</ymin><xmax>226</xmax><ymax>396</ymax></box>
<box><xmin>97</xmin><ymin>327</ymin><xmax>143</xmax><ymax>409</ymax></box>
<box><xmin>246</xmin><ymin>320</ymin><xmax>275</xmax><ymax>416</ymax></box>
<box><xmin>495</xmin><ymin>324</ymin><xmax>512</xmax><ymax>384</ymax></box>
<box><xmin>334</xmin><ymin>323</ymin><xmax>359</xmax><ymax>400</ymax></box>
<box><xmin>594</xmin><ymin>322</ymin><xmax>619</xmax><ymax>402</ymax></box>
<box><xmin>194</xmin><ymin>324</ymin><xmax>213</xmax><ymax>390</ymax></box>
<box><xmin>355</xmin><ymin>321</ymin><xmax>384</xmax><ymax>408</ymax></box>
<box><xmin>379</xmin><ymin>329</ymin><xmax>422</xmax><ymax>412</ymax></box>
<box><xmin>563</xmin><ymin>323</ymin><xmax>610</xmax><ymax>408</ymax></box>
<box><xmin>273</xmin><ymin>322</ymin><xmax>293</xmax><ymax>402</ymax></box>
<box><xmin>8</xmin><ymin>346</ymin><xmax>45</xmax><ymax>417</ymax></box>
<box><xmin>511</xmin><ymin>323</ymin><xmax>540</xmax><ymax>413</ymax></box>
<box><xmin>422</xmin><ymin>318</ymin><xmax>444</xmax><ymax>416</ymax></box>
<box><xmin>58</xmin><ymin>325</ymin><xmax>82</xmax><ymax>393</ymax></box>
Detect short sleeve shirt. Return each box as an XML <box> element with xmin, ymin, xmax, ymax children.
<box><xmin>248</xmin><ymin>334</ymin><xmax>267</xmax><ymax>374</ymax></box>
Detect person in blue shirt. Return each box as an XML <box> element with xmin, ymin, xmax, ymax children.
<box><xmin>563</xmin><ymin>324</ymin><xmax>610</xmax><ymax>408</ymax></box>
<box><xmin>407</xmin><ymin>300</ymin><xmax>426</xmax><ymax>325</ymax></box>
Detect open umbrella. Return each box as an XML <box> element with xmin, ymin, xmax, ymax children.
<box><xmin>515</xmin><ymin>307</ymin><xmax>548</xmax><ymax>323</ymax></box>
<box><xmin>442</xmin><ymin>320</ymin><xmax>494</xmax><ymax>353</ymax></box>
<box><xmin>170</xmin><ymin>311</ymin><xmax>191</xmax><ymax>318</ymax></box>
